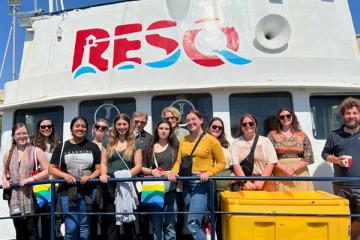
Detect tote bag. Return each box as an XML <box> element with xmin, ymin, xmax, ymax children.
<box><xmin>141</xmin><ymin>180</ymin><xmax>165</xmax><ymax>208</ymax></box>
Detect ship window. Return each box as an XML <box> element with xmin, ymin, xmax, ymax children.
<box><xmin>310</xmin><ymin>95</ymin><xmax>360</xmax><ymax>139</ymax></box>
<box><xmin>14</xmin><ymin>106</ymin><xmax>64</xmax><ymax>140</ymax></box>
<box><xmin>79</xmin><ymin>98</ymin><xmax>136</xmax><ymax>139</ymax></box>
<box><xmin>229</xmin><ymin>92</ymin><xmax>292</xmax><ymax>137</ymax></box>
<box><xmin>151</xmin><ymin>93</ymin><xmax>213</xmax><ymax>129</ymax></box>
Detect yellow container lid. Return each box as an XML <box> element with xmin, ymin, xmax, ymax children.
<box><xmin>222</xmin><ymin>191</ymin><xmax>348</xmax><ymax>205</ymax></box>
<box><xmin>221</xmin><ymin>191</ymin><xmax>349</xmax><ymax>209</ymax></box>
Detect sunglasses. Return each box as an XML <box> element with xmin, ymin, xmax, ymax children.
<box><xmin>241</xmin><ymin>122</ymin><xmax>254</xmax><ymax>128</ymax></box>
<box><xmin>211</xmin><ymin>125</ymin><xmax>223</xmax><ymax>131</ymax></box>
<box><xmin>95</xmin><ymin>124</ymin><xmax>108</xmax><ymax>131</ymax></box>
<box><xmin>134</xmin><ymin>120</ymin><xmax>146</xmax><ymax>126</ymax></box>
<box><xmin>165</xmin><ymin>116</ymin><xmax>177</xmax><ymax>121</ymax></box>
<box><xmin>40</xmin><ymin>125</ymin><xmax>53</xmax><ymax>130</ymax></box>
<box><xmin>279</xmin><ymin>114</ymin><xmax>292</xmax><ymax>120</ymax></box>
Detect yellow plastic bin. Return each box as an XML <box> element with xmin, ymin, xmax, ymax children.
<box><xmin>221</xmin><ymin>191</ymin><xmax>350</xmax><ymax>240</ymax></box>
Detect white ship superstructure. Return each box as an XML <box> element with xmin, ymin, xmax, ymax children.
<box><xmin>0</xmin><ymin>0</ymin><xmax>360</xmax><ymax>238</ymax></box>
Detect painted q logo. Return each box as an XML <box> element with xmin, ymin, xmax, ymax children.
<box><xmin>183</xmin><ymin>18</ymin><xmax>251</xmax><ymax>67</ymax></box>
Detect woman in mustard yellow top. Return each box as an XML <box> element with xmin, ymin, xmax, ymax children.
<box><xmin>168</xmin><ymin>110</ymin><xmax>225</xmax><ymax>240</ymax></box>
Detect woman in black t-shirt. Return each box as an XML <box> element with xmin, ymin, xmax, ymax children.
<box><xmin>49</xmin><ymin>116</ymin><xmax>101</xmax><ymax>240</ymax></box>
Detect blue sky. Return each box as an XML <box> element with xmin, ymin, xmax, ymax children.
<box><xmin>0</xmin><ymin>0</ymin><xmax>359</xmax><ymax>89</ymax></box>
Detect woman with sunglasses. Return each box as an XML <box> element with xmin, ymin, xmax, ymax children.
<box><xmin>268</xmin><ymin>107</ymin><xmax>314</xmax><ymax>191</ymax></box>
<box><xmin>92</xmin><ymin>119</ymin><xmax>109</xmax><ymax>150</ymax></box>
<box><xmin>207</xmin><ymin>117</ymin><xmax>233</xmax><ymax>190</ymax></box>
<box><xmin>33</xmin><ymin>118</ymin><xmax>60</xmax><ymax>162</ymax></box>
<box><xmin>48</xmin><ymin>116</ymin><xmax>101</xmax><ymax>240</ymax></box>
<box><xmin>230</xmin><ymin>114</ymin><xmax>278</xmax><ymax>191</ymax></box>
<box><xmin>142</xmin><ymin>119</ymin><xmax>179</xmax><ymax>240</ymax></box>
<box><xmin>162</xmin><ymin>106</ymin><xmax>189</xmax><ymax>141</ymax></box>
<box><xmin>90</xmin><ymin>119</ymin><xmax>109</xmax><ymax>239</ymax></box>
<box><xmin>99</xmin><ymin>113</ymin><xmax>142</xmax><ymax>239</ymax></box>
<box><xmin>2</xmin><ymin>123</ymin><xmax>48</xmax><ymax>240</ymax></box>
<box><xmin>33</xmin><ymin>118</ymin><xmax>60</xmax><ymax>240</ymax></box>
<box><xmin>168</xmin><ymin>110</ymin><xmax>225</xmax><ymax>240</ymax></box>
<box><xmin>207</xmin><ymin>117</ymin><xmax>233</xmax><ymax>239</ymax></box>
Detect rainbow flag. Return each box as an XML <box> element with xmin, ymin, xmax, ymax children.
<box><xmin>141</xmin><ymin>181</ymin><xmax>165</xmax><ymax>208</ymax></box>
<box><xmin>32</xmin><ymin>183</ymin><xmax>54</xmax><ymax>207</ymax></box>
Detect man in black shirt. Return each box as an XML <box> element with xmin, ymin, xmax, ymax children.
<box><xmin>322</xmin><ymin>97</ymin><xmax>360</xmax><ymax>239</ymax></box>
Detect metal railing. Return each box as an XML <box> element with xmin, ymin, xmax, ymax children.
<box><xmin>1</xmin><ymin>176</ymin><xmax>358</xmax><ymax>240</ymax></box>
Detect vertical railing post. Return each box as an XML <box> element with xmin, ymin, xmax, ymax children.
<box><xmin>50</xmin><ymin>181</ymin><xmax>56</xmax><ymax>240</ymax></box>
<box><xmin>209</xmin><ymin>178</ymin><xmax>216</xmax><ymax>240</ymax></box>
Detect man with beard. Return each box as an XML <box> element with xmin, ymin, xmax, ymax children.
<box><xmin>322</xmin><ymin>97</ymin><xmax>360</xmax><ymax>240</ymax></box>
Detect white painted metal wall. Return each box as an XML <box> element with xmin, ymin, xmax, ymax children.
<box><xmin>1</xmin><ymin>1</ymin><xmax>360</xmax><ymax>238</ymax></box>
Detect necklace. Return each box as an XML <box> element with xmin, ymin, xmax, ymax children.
<box><xmin>279</xmin><ymin>132</ymin><xmax>299</xmax><ymax>147</ymax></box>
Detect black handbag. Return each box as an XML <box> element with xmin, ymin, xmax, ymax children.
<box><xmin>179</xmin><ymin>133</ymin><xmax>205</xmax><ymax>176</ymax></box>
<box><xmin>240</xmin><ymin>135</ymin><xmax>259</xmax><ymax>176</ymax></box>
<box><xmin>3</xmin><ymin>188</ymin><xmax>11</xmax><ymax>201</ymax></box>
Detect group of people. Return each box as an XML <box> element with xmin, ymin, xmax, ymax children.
<box><xmin>1</xmin><ymin>97</ymin><xmax>360</xmax><ymax>240</ymax></box>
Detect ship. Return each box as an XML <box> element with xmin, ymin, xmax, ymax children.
<box><xmin>0</xmin><ymin>0</ymin><xmax>360</xmax><ymax>239</ymax></box>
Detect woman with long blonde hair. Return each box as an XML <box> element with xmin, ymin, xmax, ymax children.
<box><xmin>99</xmin><ymin>113</ymin><xmax>142</xmax><ymax>239</ymax></box>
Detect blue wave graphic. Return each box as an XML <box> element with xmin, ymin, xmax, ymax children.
<box><xmin>145</xmin><ymin>49</ymin><xmax>180</xmax><ymax>68</ymax></box>
<box><xmin>117</xmin><ymin>64</ymin><xmax>135</xmax><ymax>70</ymax></box>
<box><xmin>213</xmin><ymin>50</ymin><xmax>252</xmax><ymax>65</ymax></box>
<box><xmin>74</xmin><ymin>66</ymin><xmax>97</xmax><ymax>79</ymax></box>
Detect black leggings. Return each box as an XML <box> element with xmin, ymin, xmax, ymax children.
<box><xmin>101</xmin><ymin>183</ymin><xmax>137</xmax><ymax>240</ymax></box>
<box><xmin>13</xmin><ymin>215</ymin><xmax>39</xmax><ymax>240</ymax></box>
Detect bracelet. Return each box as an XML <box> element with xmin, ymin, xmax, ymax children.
<box><xmin>31</xmin><ymin>176</ymin><xmax>35</xmax><ymax>181</ymax></box>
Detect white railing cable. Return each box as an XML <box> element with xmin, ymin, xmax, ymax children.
<box><xmin>0</xmin><ymin>25</ymin><xmax>13</xmax><ymax>80</ymax></box>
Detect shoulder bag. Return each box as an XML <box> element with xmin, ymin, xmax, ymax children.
<box><xmin>240</xmin><ymin>134</ymin><xmax>259</xmax><ymax>177</ymax></box>
<box><xmin>179</xmin><ymin>132</ymin><xmax>205</xmax><ymax>176</ymax></box>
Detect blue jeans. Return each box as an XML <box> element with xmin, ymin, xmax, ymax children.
<box><xmin>164</xmin><ymin>191</ymin><xmax>180</xmax><ymax>240</ymax></box>
<box><xmin>183</xmin><ymin>180</ymin><xmax>210</xmax><ymax>240</ymax></box>
<box><xmin>149</xmin><ymin>191</ymin><xmax>180</xmax><ymax>240</ymax></box>
<box><xmin>149</xmin><ymin>205</ymin><xmax>164</xmax><ymax>240</ymax></box>
<box><xmin>60</xmin><ymin>194</ymin><xmax>90</xmax><ymax>240</ymax></box>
